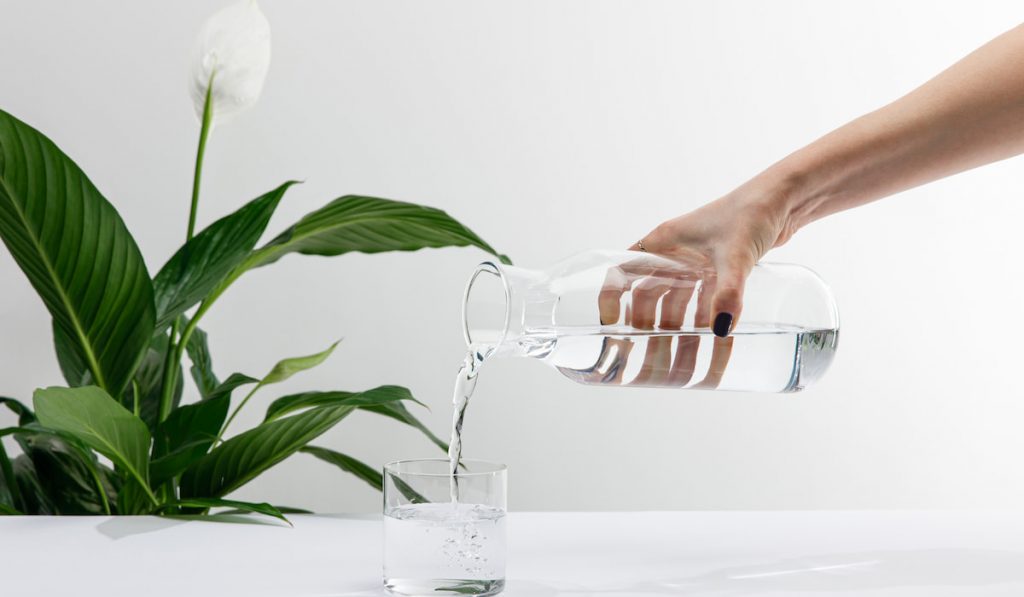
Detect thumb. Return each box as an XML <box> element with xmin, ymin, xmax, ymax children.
<box><xmin>711</xmin><ymin>252</ymin><xmax>754</xmax><ymax>338</ymax></box>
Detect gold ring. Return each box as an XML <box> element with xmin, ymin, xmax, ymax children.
<box><xmin>636</xmin><ymin>239</ymin><xmax>647</xmax><ymax>252</ymax></box>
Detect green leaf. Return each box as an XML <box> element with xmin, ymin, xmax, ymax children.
<box><xmin>0</xmin><ymin>439</ymin><xmax>16</xmax><ymax>510</ymax></box>
<box><xmin>157</xmin><ymin>498</ymin><xmax>290</xmax><ymax>524</ymax></box>
<box><xmin>54</xmin><ymin>322</ymin><xmax>166</xmax><ymax>428</ymax></box>
<box><xmin>117</xmin><ymin>476</ymin><xmax>151</xmax><ymax>515</ymax></box>
<box><xmin>264</xmin><ymin>385</ymin><xmax>419</xmax><ymax>422</ymax></box>
<box><xmin>33</xmin><ymin>386</ymin><xmax>155</xmax><ymax>506</ymax></box>
<box><xmin>263</xmin><ymin>391</ymin><xmax>355</xmax><ymax>422</ymax></box>
<box><xmin>215</xmin><ymin>505</ymin><xmax>312</xmax><ymax>516</ymax></box>
<box><xmin>11</xmin><ymin>453</ymin><xmax>53</xmax><ymax>514</ymax></box>
<box><xmin>0</xmin><ymin>503</ymin><xmax>19</xmax><ymax>515</ymax></box>
<box><xmin>206</xmin><ymin>372</ymin><xmax>259</xmax><ymax>402</ymax></box>
<box><xmin>0</xmin><ymin>109</ymin><xmax>155</xmax><ymax>397</ymax></box>
<box><xmin>13</xmin><ymin>430</ymin><xmax>115</xmax><ymax>515</ymax></box>
<box><xmin>361</xmin><ymin>401</ymin><xmax>448</xmax><ymax>453</ymax></box>
<box><xmin>0</xmin><ymin>426</ymin><xmax>26</xmax><ymax>437</ymax></box>
<box><xmin>149</xmin><ymin>374</ymin><xmax>257</xmax><ymax>486</ymax></box>
<box><xmin>260</xmin><ymin>341</ymin><xmax>339</xmax><ymax>386</ymax></box>
<box><xmin>266</xmin><ymin>505</ymin><xmax>313</xmax><ymax>514</ymax></box>
<box><xmin>132</xmin><ymin>330</ymin><xmax>183</xmax><ymax>429</ymax></box>
<box><xmin>150</xmin><ymin>393</ymin><xmax>234</xmax><ymax>486</ymax></box>
<box><xmin>249</xmin><ymin>195</ymin><xmax>511</xmax><ymax>268</ymax></box>
<box><xmin>301</xmin><ymin>445</ymin><xmax>382</xmax><ymax>491</ymax></box>
<box><xmin>180</xmin><ymin>404</ymin><xmax>355</xmax><ymax>499</ymax></box>
<box><xmin>52</xmin><ymin>321</ymin><xmax>91</xmax><ymax>387</ymax></box>
<box><xmin>220</xmin><ymin>344</ymin><xmax>339</xmax><ymax>432</ymax></box>
<box><xmin>1</xmin><ymin>426</ymin><xmax>39</xmax><ymax>515</ymax></box>
<box><xmin>264</xmin><ymin>385</ymin><xmax>446</xmax><ymax>452</ymax></box>
<box><xmin>0</xmin><ymin>397</ymin><xmax>35</xmax><ymax>426</ymax></box>
<box><xmin>152</xmin><ymin>182</ymin><xmax>297</xmax><ymax>330</ymax></box>
<box><xmin>386</xmin><ymin>471</ymin><xmax>431</xmax><ymax>505</ymax></box>
<box><xmin>434</xmin><ymin>581</ymin><xmax>504</xmax><ymax>595</ymax></box>
<box><xmin>185</xmin><ymin>324</ymin><xmax>219</xmax><ymax>399</ymax></box>
<box><xmin>0</xmin><ymin>425</ymin><xmax>115</xmax><ymax>515</ymax></box>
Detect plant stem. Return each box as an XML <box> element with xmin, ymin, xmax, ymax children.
<box><xmin>156</xmin><ymin>484</ymin><xmax>174</xmax><ymax>510</ymax></box>
<box><xmin>187</xmin><ymin>73</ymin><xmax>215</xmax><ymax>240</ymax></box>
<box><xmin>155</xmin><ymin>298</ymin><xmax>214</xmax><ymax>427</ymax></box>
<box><xmin>164</xmin><ymin>261</ymin><xmax>239</xmax><ymax>389</ymax></box>
<box><xmin>131</xmin><ymin>380</ymin><xmax>140</xmax><ymax>418</ymax></box>
<box><xmin>138</xmin><ymin>480</ymin><xmax>161</xmax><ymax>509</ymax></box>
<box><xmin>157</xmin><ymin>74</ymin><xmax>215</xmax><ymax>424</ymax></box>
<box><xmin>157</xmin><ymin>321</ymin><xmax>181</xmax><ymax>423</ymax></box>
<box><xmin>216</xmin><ymin>382</ymin><xmax>263</xmax><ymax>445</ymax></box>
<box><xmin>85</xmin><ymin>461</ymin><xmax>111</xmax><ymax>515</ymax></box>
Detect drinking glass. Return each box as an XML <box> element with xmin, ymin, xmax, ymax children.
<box><xmin>383</xmin><ymin>459</ymin><xmax>507</xmax><ymax>597</ymax></box>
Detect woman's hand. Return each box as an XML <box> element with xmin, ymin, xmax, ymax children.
<box><xmin>628</xmin><ymin>177</ymin><xmax>796</xmax><ymax>337</ymax></box>
<box><xmin>582</xmin><ymin>179</ymin><xmax>796</xmax><ymax>389</ymax></box>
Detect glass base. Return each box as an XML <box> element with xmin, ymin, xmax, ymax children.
<box><xmin>384</xmin><ymin>577</ymin><xmax>505</xmax><ymax>596</ymax></box>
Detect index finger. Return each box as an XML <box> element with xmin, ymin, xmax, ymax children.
<box><xmin>598</xmin><ymin>265</ymin><xmax>634</xmax><ymax>325</ymax></box>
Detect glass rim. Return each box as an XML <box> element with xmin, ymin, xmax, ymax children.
<box><xmin>384</xmin><ymin>458</ymin><xmax>507</xmax><ymax>478</ymax></box>
<box><xmin>462</xmin><ymin>260</ymin><xmax>511</xmax><ymax>348</ymax></box>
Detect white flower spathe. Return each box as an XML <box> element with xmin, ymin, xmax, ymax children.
<box><xmin>190</xmin><ymin>0</ymin><xmax>271</xmax><ymax>122</ymax></box>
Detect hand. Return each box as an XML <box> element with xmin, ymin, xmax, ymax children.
<box><xmin>575</xmin><ymin>181</ymin><xmax>794</xmax><ymax>389</ymax></box>
<box><xmin>627</xmin><ymin>181</ymin><xmax>795</xmax><ymax>336</ymax></box>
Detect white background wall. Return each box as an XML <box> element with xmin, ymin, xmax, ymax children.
<box><xmin>2</xmin><ymin>0</ymin><xmax>1024</xmax><ymax>513</ymax></box>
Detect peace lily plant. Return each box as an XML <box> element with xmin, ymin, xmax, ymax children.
<box><xmin>0</xmin><ymin>1</ymin><xmax>507</xmax><ymax>520</ymax></box>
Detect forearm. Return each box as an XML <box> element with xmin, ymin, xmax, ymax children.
<box><xmin>759</xmin><ymin>23</ymin><xmax>1024</xmax><ymax>232</ymax></box>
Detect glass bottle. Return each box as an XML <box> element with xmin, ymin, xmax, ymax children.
<box><xmin>462</xmin><ymin>249</ymin><xmax>839</xmax><ymax>393</ymax></box>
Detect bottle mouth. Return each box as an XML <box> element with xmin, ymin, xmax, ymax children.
<box><xmin>462</xmin><ymin>261</ymin><xmax>511</xmax><ymax>348</ymax></box>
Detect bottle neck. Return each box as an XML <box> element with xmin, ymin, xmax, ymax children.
<box><xmin>462</xmin><ymin>261</ymin><xmax>551</xmax><ymax>356</ymax></box>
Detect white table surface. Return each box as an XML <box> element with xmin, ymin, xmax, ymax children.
<box><xmin>4</xmin><ymin>511</ymin><xmax>1024</xmax><ymax>596</ymax></box>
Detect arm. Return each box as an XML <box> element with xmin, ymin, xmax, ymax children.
<box><xmin>780</xmin><ymin>23</ymin><xmax>1024</xmax><ymax>231</ymax></box>
<box><xmin>643</xmin><ymin>23</ymin><xmax>1024</xmax><ymax>336</ymax></box>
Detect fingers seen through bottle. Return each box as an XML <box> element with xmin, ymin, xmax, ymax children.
<box><xmin>658</xmin><ymin>280</ymin><xmax>696</xmax><ymax>330</ymax></box>
<box><xmin>598</xmin><ymin>266</ymin><xmax>634</xmax><ymax>326</ymax></box>
<box><xmin>649</xmin><ymin>277</ymin><xmax>702</xmax><ymax>388</ymax></box>
<box><xmin>694</xmin><ymin>274</ymin><xmax>714</xmax><ymax>330</ymax></box>
<box><xmin>595</xmin><ymin>256</ymin><xmax>733</xmax><ymax>388</ymax></box>
<box><xmin>692</xmin><ymin>274</ymin><xmax>735</xmax><ymax>389</ymax></box>
<box><xmin>692</xmin><ymin>336</ymin><xmax>735</xmax><ymax>390</ymax></box>
<box><xmin>567</xmin><ymin>336</ymin><xmax>635</xmax><ymax>386</ymax></box>
<box><xmin>631</xmin><ymin>277</ymin><xmax>696</xmax><ymax>387</ymax></box>
<box><xmin>603</xmin><ymin>337</ymin><xmax>636</xmax><ymax>385</ymax></box>
<box><xmin>667</xmin><ymin>335</ymin><xmax>700</xmax><ymax>387</ymax></box>
<box><xmin>630</xmin><ymin>335</ymin><xmax>673</xmax><ymax>386</ymax></box>
<box><xmin>629</xmin><ymin>276</ymin><xmax>674</xmax><ymax>330</ymax></box>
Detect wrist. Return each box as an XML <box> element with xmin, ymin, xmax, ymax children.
<box><xmin>731</xmin><ymin>162</ymin><xmax>816</xmax><ymax>245</ymax></box>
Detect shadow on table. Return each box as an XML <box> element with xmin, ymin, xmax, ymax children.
<box><xmin>95</xmin><ymin>514</ymin><xmax>290</xmax><ymax>540</ymax></box>
<box><xmin>95</xmin><ymin>516</ymin><xmax>187</xmax><ymax>540</ymax></box>
<box><xmin>511</xmin><ymin>548</ymin><xmax>1024</xmax><ymax>596</ymax></box>
<box><xmin>312</xmin><ymin>586</ymin><xmax>382</xmax><ymax>597</ymax></box>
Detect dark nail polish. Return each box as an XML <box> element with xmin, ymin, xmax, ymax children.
<box><xmin>713</xmin><ymin>312</ymin><xmax>733</xmax><ymax>338</ymax></box>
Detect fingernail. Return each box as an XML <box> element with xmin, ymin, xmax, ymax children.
<box><xmin>713</xmin><ymin>312</ymin><xmax>733</xmax><ymax>337</ymax></box>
